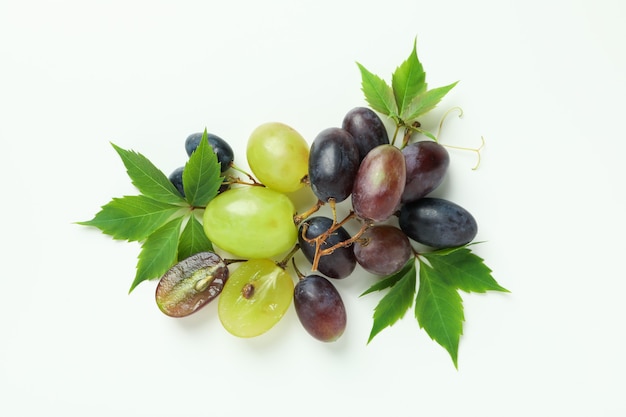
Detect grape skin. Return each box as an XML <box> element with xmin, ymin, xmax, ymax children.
<box><xmin>401</xmin><ymin>141</ymin><xmax>449</xmax><ymax>203</ymax></box>
<box><xmin>185</xmin><ymin>132</ymin><xmax>234</xmax><ymax>173</ymax></box>
<box><xmin>353</xmin><ymin>225</ymin><xmax>412</xmax><ymax>276</ymax></box>
<box><xmin>168</xmin><ymin>166</ymin><xmax>185</xmax><ymax>197</ymax></box>
<box><xmin>203</xmin><ymin>186</ymin><xmax>297</xmax><ymax>259</ymax></box>
<box><xmin>399</xmin><ymin>197</ymin><xmax>478</xmax><ymax>248</ymax></box>
<box><xmin>352</xmin><ymin>144</ymin><xmax>406</xmax><ymax>222</ymax></box>
<box><xmin>294</xmin><ymin>275</ymin><xmax>346</xmax><ymax>342</ymax></box>
<box><xmin>246</xmin><ymin>122</ymin><xmax>309</xmax><ymax>193</ymax></box>
<box><xmin>308</xmin><ymin>127</ymin><xmax>360</xmax><ymax>203</ymax></box>
<box><xmin>342</xmin><ymin>107</ymin><xmax>389</xmax><ymax>161</ymax></box>
<box><xmin>298</xmin><ymin>216</ymin><xmax>356</xmax><ymax>279</ymax></box>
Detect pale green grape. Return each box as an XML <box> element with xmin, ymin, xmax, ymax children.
<box><xmin>218</xmin><ymin>259</ymin><xmax>294</xmax><ymax>338</ymax></box>
<box><xmin>203</xmin><ymin>186</ymin><xmax>297</xmax><ymax>259</ymax></box>
<box><xmin>246</xmin><ymin>122</ymin><xmax>309</xmax><ymax>193</ymax></box>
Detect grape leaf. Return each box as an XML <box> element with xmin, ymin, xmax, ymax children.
<box><xmin>177</xmin><ymin>214</ymin><xmax>213</xmax><ymax>261</ymax></box>
<box><xmin>129</xmin><ymin>216</ymin><xmax>184</xmax><ymax>293</ymax></box>
<box><xmin>401</xmin><ymin>81</ymin><xmax>459</xmax><ymax>122</ymax></box>
<box><xmin>366</xmin><ymin>260</ymin><xmax>417</xmax><ymax>343</ymax></box>
<box><xmin>356</xmin><ymin>62</ymin><xmax>399</xmax><ymax>119</ymax></box>
<box><xmin>111</xmin><ymin>143</ymin><xmax>185</xmax><ymax>205</ymax></box>
<box><xmin>183</xmin><ymin>129</ymin><xmax>223</xmax><ymax>207</ymax></box>
<box><xmin>421</xmin><ymin>246</ymin><xmax>509</xmax><ymax>293</ymax></box>
<box><xmin>391</xmin><ymin>39</ymin><xmax>427</xmax><ymax>118</ymax></box>
<box><xmin>360</xmin><ymin>258</ymin><xmax>415</xmax><ymax>297</ymax></box>
<box><xmin>77</xmin><ymin>195</ymin><xmax>181</xmax><ymax>241</ymax></box>
<box><xmin>415</xmin><ymin>258</ymin><xmax>464</xmax><ymax>368</ymax></box>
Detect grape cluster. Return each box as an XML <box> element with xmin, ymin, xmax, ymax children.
<box><xmin>156</xmin><ymin>107</ymin><xmax>478</xmax><ymax>343</ymax></box>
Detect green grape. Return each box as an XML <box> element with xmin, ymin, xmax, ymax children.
<box><xmin>246</xmin><ymin>122</ymin><xmax>309</xmax><ymax>193</ymax></box>
<box><xmin>203</xmin><ymin>186</ymin><xmax>297</xmax><ymax>259</ymax></box>
<box><xmin>218</xmin><ymin>259</ymin><xmax>294</xmax><ymax>338</ymax></box>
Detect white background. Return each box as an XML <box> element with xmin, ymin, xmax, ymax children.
<box><xmin>2</xmin><ymin>0</ymin><xmax>625</xmax><ymax>416</ymax></box>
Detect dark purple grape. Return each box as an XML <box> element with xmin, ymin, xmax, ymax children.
<box><xmin>342</xmin><ymin>107</ymin><xmax>389</xmax><ymax>161</ymax></box>
<box><xmin>352</xmin><ymin>144</ymin><xmax>406</xmax><ymax>222</ymax></box>
<box><xmin>398</xmin><ymin>198</ymin><xmax>478</xmax><ymax>248</ymax></box>
<box><xmin>155</xmin><ymin>252</ymin><xmax>229</xmax><ymax>317</ymax></box>
<box><xmin>308</xmin><ymin>127</ymin><xmax>360</xmax><ymax>203</ymax></box>
<box><xmin>169</xmin><ymin>166</ymin><xmax>185</xmax><ymax>197</ymax></box>
<box><xmin>353</xmin><ymin>225</ymin><xmax>412</xmax><ymax>276</ymax></box>
<box><xmin>298</xmin><ymin>216</ymin><xmax>356</xmax><ymax>279</ymax></box>
<box><xmin>294</xmin><ymin>275</ymin><xmax>347</xmax><ymax>342</ymax></box>
<box><xmin>401</xmin><ymin>141</ymin><xmax>449</xmax><ymax>203</ymax></box>
<box><xmin>185</xmin><ymin>132</ymin><xmax>234</xmax><ymax>172</ymax></box>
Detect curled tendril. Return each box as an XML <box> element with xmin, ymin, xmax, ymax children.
<box><xmin>435</xmin><ymin>106</ymin><xmax>485</xmax><ymax>170</ymax></box>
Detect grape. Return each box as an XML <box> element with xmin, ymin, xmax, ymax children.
<box><xmin>218</xmin><ymin>259</ymin><xmax>293</xmax><ymax>338</ymax></box>
<box><xmin>155</xmin><ymin>252</ymin><xmax>228</xmax><ymax>317</ymax></box>
<box><xmin>294</xmin><ymin>275</ymin><xmax>346</xmax><ymax>342</ymax></box>
<box><xmin>353</xmin><ymin>225</ymin><xmax>412</xmax><ymax>276</ymax></box>
<box><xmin>168</xmin><ymin>166</ymin><xmax>185</xmax><ymax>197</ymax></box>
<box><xmin>398</xmin><ymin>197</ymin><xmax>478</xmax><ymax>248</ymax></box>
<box><xmin>352</xmin><ymin>144</ymin><xmax>406</xmax><ymax>222</ymax></box>
<box><xmin>185</xmin><ymin>132</ymin><xmax>234</xmax><ymax>172</ymax></box>
<box><xmin>298</xmin><ymin>216</ymin><xmax>356</xmax><ymax>279</ymax></box>
<box><xmin>341</xmin><ymin>107</ymin><xmax>389</xmax><ymax>161</ymax></box>
<box><xmin>246</xmin><ymin>122</ymin><xmax>309</xmax><ymax>193</ymax></box>
<box><xmin>401</xmin><ymin>141</ymin><xmax>449</xmax><ymax>203</ymax></box>
<box><xmin>203</xmin><ymin>186</ymin><xmax>297</xmax><ymax>259</ymax></box>
<box><xmin>308</xmin><ymin>127</ymin><xmax>360</xmax><ymax>203</ymax></box>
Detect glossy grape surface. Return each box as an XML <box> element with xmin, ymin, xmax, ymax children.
<box><xmin>399</xmin><ymin>197</ymin><xmax>478</xmax><ymax>248</ymax></box>
<box><xmin>298</xmin><ymin>216</ymin><xmax>356</xmax><ymax>279</ymax></box>
<box><xmin>341</xmin><ymin>107</ymin><xmax>389</xmax><ymax>161</ymax></box>
<box><xmin>168</xmin><ymin>166</ymin><xmax>185</xmax><ymax>197</ymax></box>
<box><xmin>203</xmin><ymin>186</ymin><xmax>297</xmax><ymax>259</ymax></box>
<box><xmin>352</xmin><ymin>144</ymin><xmax>406</xmax><ymax>222</ymax></box>
<box><xmin>218</xmin><ymin>259</ymin><xmax>294</xmax><ymax>338</ymax></box>
<box><xmin>401</xmin><ymin>141</ymin><xmax>449</xmax><ymax>203</ymax></box>
<box><xmin>308</xmin><ymin>127</ymin><xmax>360</xmax><ymax>203</ymax></box>
<box><xmin>353</xmin><ymin>225</ymin><xmax>412</xmax><ymax>276</ymax></box>
<box><xmin>246</xmin><ymin>122</ymin><xmax>309</xmax><ymax>193</ymax></box>
<box><xmin>185</xmin><ymin>132</ymin><xmax>234</xmax><ymax>172</ymax></box>
<box><xmin>155</xmin><ymin>252</ymin><xmax>228</xmax><ymax>317</ymax></box>
<box><xmin>294</xmin><ymin>275</ymin><xmax>346</xmax><ymax>342</ymax></box>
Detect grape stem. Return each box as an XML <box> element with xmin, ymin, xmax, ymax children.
<box><xmin>435</xmin><ymin>106</ymin><xmax>484</xmax><ymax>170</ymax></box>
<box><xmin>300</xmin><ymin>212</ymin><xmax>371</xmax><ymax>272</ymax></box>
<box><xmin>276</xmin><ymin>244</ymin><xmax>301</xmax><ymax>270</ymax></box>
<box><xmin>227</xmin><ymin>163</ymin><xmax>265</xmax><ymax>187</ymax></box>
<box><xmin>293</xmin><ymin>199</ymin><xmax>324</xmax><ymax>225</ymax></box>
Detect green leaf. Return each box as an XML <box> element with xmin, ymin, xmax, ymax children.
<box><xmin>401</xmin><ymin>81</ymin><xmax>459</xmax><ymax>122</ymax></box>
<box><xmin>183</xmin><ymin>129</ymin><xmax>223</xmax><ymax>207</ymax></box>
<box><xmin>177</xmin><ymin>214</ymin><xmax>213</xmax><ymax>261</ymax></box>
<box><xmin>421</xmin><ymin>246</ymin><xmax>509</xmax><ymax>293</ymax></box>
<box><xmin>415</xmin><ymin>258</ymin><xmax>464</xmax><ymax>368</ymax></box>
<box><xmin>129</xmin><ymin>216</ymin><xmax>184</xmax><ymax>293</ymax></box>
<box><xmin>356</xmin><ymin>62</ymin><xmax>398</xmax><ymax>119</ymax></box>
<box><xmin>111</xmin><ymin>143</ymin><xmax>185</xmax><ymax>205</ymax></box>
<box><xmin>360</xmin><ymin>259</ymin><xmax>415</xmax><ymax>297</ymax></box>
<box><xmin>392</xmin><ymin>39</ymin><xmax>427</xmax><ymax>118</ymax></box>
<box><xmin>77</xmin><ymin>195</ymin><xmax>181</xmax><ymax>241</ymax></box>
<box><xmin>366</xmin><ymin>260</ymin><xmax>417</xmax><ymax>343</ymax></box>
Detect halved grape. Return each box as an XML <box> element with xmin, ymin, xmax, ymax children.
<box><xmin>203</xmin><ymin>186</ymin><xmax>297</xmax><ymax>259</ymax></box>
<box><xmin>155</xmin><ymin>252</ymin><xmax>228</xmax><ymax>317</ymax></box>
<box><xmin>218</xmin><ymin>259</ymin><xmax>294</xmax><ymax>338</ymax></box>
<box><xmin>246</xmin><ymin>122</ymin><xmax>309</xmax><ymax>193</ymax></box>
<box><xmin>353</xmin><ymin>225</ymin><xmax>412</xmax><ymax>276</ymax></box>
<box><xmin>294</xmin><ymin>275</ymin><xmax>346</xmax><ymax>342</ymax></box>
